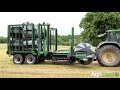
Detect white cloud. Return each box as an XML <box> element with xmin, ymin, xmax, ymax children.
<box><xmin>0</xmin><ymin>12</ymin><xmax>86</xmax><ymax>37</ymax></box>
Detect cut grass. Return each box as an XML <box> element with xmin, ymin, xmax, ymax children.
<box><xmin>0</xmin><ymin>44</ymin><xmax>120</xmax><ymax>78</ymax></box>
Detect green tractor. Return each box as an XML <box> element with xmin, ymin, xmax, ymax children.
<box><xmin>96</xmin><ymin>30</ymin><xmax>120</xmax><ymax>67</ymax></box>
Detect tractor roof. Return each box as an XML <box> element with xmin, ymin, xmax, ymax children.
<box><xmin>107</xmin><ymin>29</ymin><xmax>120</xmax><ymax>32</ymax></box>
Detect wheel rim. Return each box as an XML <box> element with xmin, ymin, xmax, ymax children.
<box><xmin>26</xmin><ymin>55</ymin><xmax>35</xmax><ymax>64</ymax></box>
<box><xmin>101</xmin><ymin>49</ymin><xmax>117</xmax><ymax>63</ymax></box>
<box><xmin>14</xmin><ymin>55</ymin><xmax>22</xmax><ymax>64</ymax></box>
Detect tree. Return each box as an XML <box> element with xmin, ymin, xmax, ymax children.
<box><xmin>0</xmin><ymin>36</ymin><xmax>7</xmax><ymax>43</ymax></box>
<box><xmin>79</xmin><ymin>12</ymin><xmax>120</xmax><ymax>46</ymax></box>
<box><xmin>53</xmin><ymin>35</ymin><xmax>81</xmax><ymax>46</ymax></box>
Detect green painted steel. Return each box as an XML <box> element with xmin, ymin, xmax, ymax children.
<box><xmin>10</xmin><ymin>26</ymin><xmax>13</xmax><ymax>51</ymax></box>
<box><xmin>8</xmin><ymin>25</ymin><xmax>10</xmax><ymax>55</ymax></box>
<box><xmin>12</xmin><ymin>51</ymin><xmax>32</xmax><ymax>53</ymax></box>
<box><xmin>44</xmin><ymin>25</ymin><xmax>46</xmax><ymax>56</ymax></box>
<box><xmin>55</xmin><ymin>29</ymin><xmax>57</xmax><ymax>51</ymax></box>
<box><xmin>47</xmin><ymin>24</ymin><xmax>50</xmax><ymax>54</ymax></box>
<box><xmin>32</xmin><ymin>24</ymin><xmax>34</xmax><ymax>52</ymax></box>
<box><xmin>71</xmin><ymin>27</ymin><xmax>74</xmax><ymax>54</ymax></box>
<box><xmin>53</xmin><ymin>54</ymin><xmax>68</xmax><ymax>56</ymax></box>
<box><xmin>7</xmin><ymin>22</ymin><xmax>78</xmax><ymax>60</ymax></box>
<box><xmin>50</xmin><ymin>28</ymin><xmax>57</xmax><ymax>52</ymax></box>
<box><xmin>53</xmin><ymin>50</ymin><xmax>69</xmax><ymax>56</ymax></box>
<box><xmin>53</xmin><ymin>50</ymin><xmax>69</xmax><ymax>53</ymax></box>
<box><xmin>96</xmin><ymin>41</ymin><xmax>120</xmax><ymax>49</ymax></box>
<box><xmin>15</xmin><ymin>26</ymin><xmax>17</xmax><ymax>51</ymax></box>
<box><xmin>53</xmin><ymin>30</ymin><xmax>55</xmax><ymax>51</ymax></box>
<box><xmin>54</xmin><ymin>30</ymin><xmax>55</xmax><ymax>51</ymax></box>
<box><xmin>54</xmin><ymin>29</ymin><xmax>57</xmax><ymax>51</ymax></box>
<box><xmin>107</xmin><ymin>30</ymin><xmax>120</xmax><ymax>32</ymax></box>
<box><xmin>75</xmin><ymin>52</ymin><xmax>86</xmax><ymax>59</ymax></box>
<box><xmin>44</xmin><ymin>23</ymin><xmax>50</xmax><ymax>56</ymax></box>
<box><xmin>22</xmin><ymin>24</ymin><xmax>24</xmax><ymax>51</ymax></box>
<box><xmin>7</xmin><ymin>23</ymin><xmax>68</xmax><ymax>56</ymax></box>
<box><xmin>46</xmin><ymin>24</ymin><xmax>49</xmax><ymax>55</ymax></box>
<box><xmin>38</xmin><ymin>52</ymin><xmax>44</xmax><ymax>55</ymax></box>
<box><xmin>38</xmin><ymin>24</ymin><xmax>41</xmax><ymax>56</ymax></box>
<box><xmin>53</xmin><ymin>53</ymin><xmax>68</xmax><ymax>55</ymax></box>
<box><xmin>26</xmin><ymin>25</ymin><xmax>27</xmax><ymax>51</ymax></box>
<box><xmin>47</xmin><ymin>27</ymin><xmax>75</xmax><ymax>58</ymax></box>
<box><xmin>7</xmin><ymin>23</ymin><xmax>37</xmax><ymax>55</ymax></box>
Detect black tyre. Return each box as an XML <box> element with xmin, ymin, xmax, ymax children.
<box><xmin>25</xmin><ymin>54</ymin><xmax>36</xmax><ymax>64</ymax></box>
<box><xmin>96</xmin><ymin>45</ymin><xmax>120</xmax><ymax>67</ymax></box>
<box><xmin>68</xmin><ymin>59</ymin><xmax>75</xmax><ymax>64</ymax></box>
<box><xmin>38</xmin><ymin>55</ymin><xmax>45</xmax><ymax>63</ymax></box>
<box><xmin>78</xmin><ymin>60</ymin><xmax>81</xmax><ymax>64</ymax></box>
<box><xmin>68</xmin><ymin>57</ymin><xmax>76</xmax><ymax>64</ymax></box>
<box><xmin>13</xmin><ymin>54</ymin><xmax>24</xmax><ymax>64</ymax></box>
<box><xmin>52</xmin><ymin>57</ymin><xmax>57</xmax><ymax>64</ymax></box>
<box><xmin>78</xmin><ymin>58</ymin><xmax>93</xmax><ymax>65</ymax></box>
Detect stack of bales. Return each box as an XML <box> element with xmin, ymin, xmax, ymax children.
<box><xmin>10</xmin><ymin>26</ymin><xmax>23</xmax><ymax>50</ymax></box>
<box><xmin>22</xmin><ymin>24</ymin><xmax>45</xmax><ymax>51</ymax></box>
<box><xmin>10</xmin><ymin>23</ymin><xmax>46</xmax><ymax>52</ymax></box>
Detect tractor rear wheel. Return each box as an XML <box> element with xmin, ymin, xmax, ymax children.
<box><xmin>25</xmin><ymin>54</ymin><xmax>37</xmax><ymax>64</ymax></box>
<box><xmin>96</xmin><ymin>45</ymin><xmax>120</xmax><ymax>67</ymax></box>
<box><xmin>13</xmin><ymin>54</ymin><xmax>24</xmax><ymax>64</ymax></box>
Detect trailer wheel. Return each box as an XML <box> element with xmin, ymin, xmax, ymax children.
<box><xmin>78</xmin><ymin>60</ymin><xmax>81</xmax><ymax>64</ymax></box>
<box><xmin>78</xmin><ymin>59</ymin><xmax>93</xmax><ymax>65</ymax></box>
<box><xmin>25</xmin><ymin>54</ymin><xmax>36</xmax><ymax>64</ymax></box>
<box><xmin>68</xmin><ymin>60</ymin><xmax>75</xmax><ymax>64</ymax></box>
<box><xmin>38</xmin><ymin>56</ymin><xmax>45</xmax><ymax>63</ymax></box>
<box><xmin>52</xmin><ymin>57</ymin><xmax>57</xmax><ymax>64</ymax></box>
<box><xmin>13</xmin><ymin>54</ymin><xmax>24</xmax><ymax>64</ymax></box>
<box><xmin>68</xmin><ymin>58</ymin><xmax>76</xmax><ymax>64</ymax></box>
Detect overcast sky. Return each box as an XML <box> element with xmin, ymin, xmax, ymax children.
<box><xmin>0</xmin><ymin>12</ymin><xmax>87</xmax><ymax>37</ymax></box>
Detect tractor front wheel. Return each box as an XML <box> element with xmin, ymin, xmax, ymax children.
<box><xmin>96</xmin><ymin>45</ymin><xmax>120</xmax><ymax>67</ymax></box>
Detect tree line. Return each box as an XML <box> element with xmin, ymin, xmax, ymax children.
<box><xmin>79</xmin><ymin>12</ymin><xmax>120</xmax><ymax>46</ymax></box>
<box><xmin>57</xmin><ymin>35</ymin><xmax>81</xmax><ymax>46</ymax></box>
<box><xmin>1</xmin><ymin>12</ymin><xmax>120</xmax><ymax>47</ymax></box>
<box><xmin>0</xmin><ymin>35</ymin><xmax>81</xmax><ymax>46</ymax></box>
<box><xmin>0</xmin><ymin>36</ymin><xmax>7</xmax><ymax>43</ymax></box>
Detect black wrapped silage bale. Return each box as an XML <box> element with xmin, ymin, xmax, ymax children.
<box><xmin>10</xmin><ymin>27</ymin><xmax>23</xmax><ymax>33</ymax></box>
<box><xmin>10</xmin><ymin>39</ymin><xmax>22</xmax><ymax>46</ymax></box>
<box><xmin>23</xmin><ymin>29</ymin><xmax>38</xmax><ymax>38</ymax></box>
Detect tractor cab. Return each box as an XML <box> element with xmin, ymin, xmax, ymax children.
<box><xmin>106</xmin><ymin>30</ymin><xmax>120</xmax><ymax>42</ymax></box>
<box><xmin>98</xmin><ymin>30</ymin><xmax>120</xmax><ymax>42</ymax></box>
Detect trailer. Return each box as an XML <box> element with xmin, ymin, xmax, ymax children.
<box><xmin>7</xmin><ymin>22</ymin><xmax>95</xmax><ymax>65</ymax></box>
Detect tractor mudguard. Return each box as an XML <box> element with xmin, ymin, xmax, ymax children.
<box><xmin>96</xmin><ymin>41</ymin><xmax>120</xmax><ymax>50</ymax></box>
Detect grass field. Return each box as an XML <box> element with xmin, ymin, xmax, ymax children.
<box><xmin>0</xmin><ymin>44</ymin><xmax>120</xmax><ymax>78</ymax></box>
